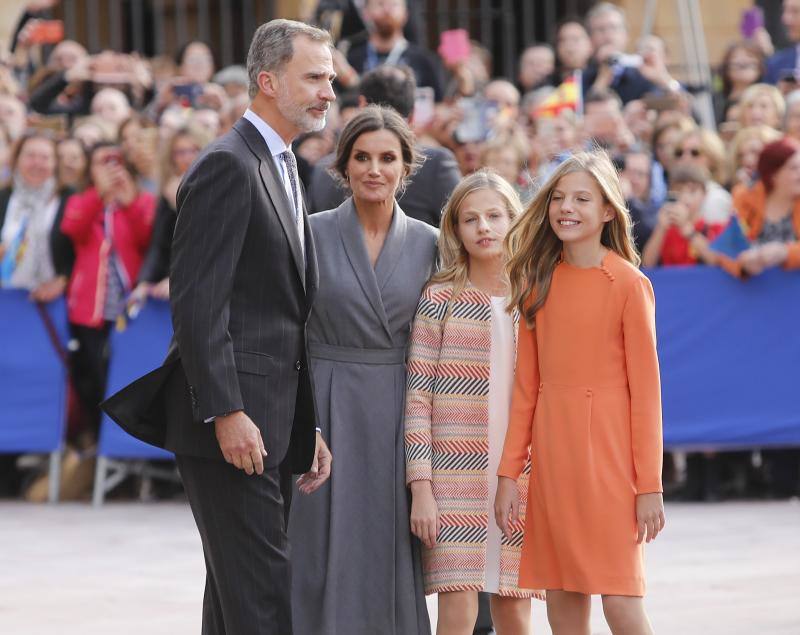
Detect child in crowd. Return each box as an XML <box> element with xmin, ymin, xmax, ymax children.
<box><xmin>405</xmin><ymin>169</ymin><xmax>541</xmax><ymax>635</ymax></box>
<box><xmin>495</xmin><ymin>150</ymin><xmax>665</xmax><ymax>634</ymax></box>
<box><xmin>641</xmin><ymin>165</ymin><xmax>725</xmax><ymax>267</ymax></box>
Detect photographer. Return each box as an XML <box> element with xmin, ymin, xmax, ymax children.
<box><xmin>582</xmin><ymin>3</ymin><xmax>680</xmax><ymax>104</ymax></box>
<box><xmin>28</xmin><ymin>49</ymin><xmax>153</xmax><ymax>125</ymax></box>
<box><xmin>60</xmin><ymin>142</ymin><xmax>154</xmax><ymax>443</ymax></box>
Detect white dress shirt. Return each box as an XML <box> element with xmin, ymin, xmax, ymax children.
<box><xmin>242</xmin><ymin>108</ymin><xmax>305</xmax><ymax>254</ymax></box>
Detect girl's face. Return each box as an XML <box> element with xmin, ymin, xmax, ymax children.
<box><xmin>456</xmin><ymin>189</ymin><xmax>513</xmax><ymax>264</ymax></box>
<box><xmin>548</xmin><ymin>170</ymin><xmax>614</xmax><ymax>245</ymax></box>
<box><xmin>346</xmin><ymin>129</ymin><xmax>406</xmax><ymax>205</ymax></box>
<box><xmin>744</xmin><ymin>95</ymin><xmax>779</xmax><ymax>128</ymax></box>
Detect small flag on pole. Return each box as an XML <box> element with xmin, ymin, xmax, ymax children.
<box><xmin>533</xmin><ymin>71</ymin><xmax>583</xmax><ymax>119</ymax></box>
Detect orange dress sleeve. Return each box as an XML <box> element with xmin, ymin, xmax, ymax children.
<box><xmin>497</xmin><ymin>309</ymin><xmax>539</xmax><ymax>480</ymax></box>
<box><xmin>622</xmin><ymin>276</ymin><xmax>664</xmax><ymax>494</ymax></box>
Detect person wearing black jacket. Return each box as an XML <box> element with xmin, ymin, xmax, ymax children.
<box><xmin>131</xmin><ymin>124</ymin><xmax>212</xmax><ymax>304</ymax></box>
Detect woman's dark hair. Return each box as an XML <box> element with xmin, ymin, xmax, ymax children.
<box><xmin>331</xmin><ymin>104</ymin><xmax>422</xmax><ymax>193</ymax></box>
<box><xmin>719</xmin><ymin>40</ymin><xmax>765</xmax><ymax>98</ymax></box>
<box><xmin>174</xmin><ymin>40</ymin><xmax>215</xmax><ymax>68</ymax></box>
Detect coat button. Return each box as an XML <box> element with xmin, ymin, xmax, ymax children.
<box><xmin>295</xmin><ymin>361</ymin><xmax>302</xmax><ymax>371</ymax></box>
<box><xmin>586</xmin><ymin>389</ymin><xmax>592</xmax><ymax>397</ymax></box>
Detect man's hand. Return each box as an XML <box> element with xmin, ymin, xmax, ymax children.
<box><xmin>214</xmin><ymin>410</ymin><xmax>267</xmax><ymax>475</ymax></box>
<box><xmin>297</xmin><ymin>431</ymin><xmax>332</xmax><ymax>495</ymax></box>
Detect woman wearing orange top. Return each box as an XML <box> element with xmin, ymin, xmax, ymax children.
<box><xmin>732</xmin><ymin>137</ymin><xmax>800</xmax><ymax>276</ymax></box>
<box><xmin>494</xmin><ymin>150</ymin><xmax>665</xmax><ymax>634</ymax></box>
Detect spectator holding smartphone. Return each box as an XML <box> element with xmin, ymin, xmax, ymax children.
<box><xmin>641</xmin><ymin>165</ymin><xmax>725</xmax><ymax>267</ymax></box>
<box><xmin>60</xmin><ymin>142</ymin><xmax>155</xmax><ymax>443</ymax></box>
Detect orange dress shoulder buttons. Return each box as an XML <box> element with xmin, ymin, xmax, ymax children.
<box><xmin>497</xmin><ymin>251</ymin><xmax>663</xmax><ymax>597</ymax></box>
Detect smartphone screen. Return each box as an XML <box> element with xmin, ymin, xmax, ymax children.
<box><xmin>413</xmin><ymin>87</ymin><xmax>435</xmax><ymax>128</ymax></box>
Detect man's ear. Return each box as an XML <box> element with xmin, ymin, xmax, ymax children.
<box><xmin>258</xmin><ymin>70</ymin><xmax>279</xmax><ymax>98</ymax></box>
<box><xmin>357</xmin><ymin>95</ymin><xmax>368</xmax><ymax>109</ymax></box>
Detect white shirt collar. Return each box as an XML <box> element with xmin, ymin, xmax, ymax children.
<box><xmin>243</xmin><ymin>108</ymin><xmax>289</xmax><ymax>158</ymax></box>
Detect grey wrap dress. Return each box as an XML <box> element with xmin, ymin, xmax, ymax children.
<box><xmin>288</xmin><ymin>198</ymin><xmax>437</xmax><ymax>635</ymax></box>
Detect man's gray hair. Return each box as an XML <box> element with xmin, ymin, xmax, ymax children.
<box><xmin>585</xmin><ymin>2</ymin><xmax>627</xmax><ymax>29</ymax></box>
<box><xmin>246</xmin><ymin>19</ymin><xmax>331</xmax><ymax>99</ymax></box>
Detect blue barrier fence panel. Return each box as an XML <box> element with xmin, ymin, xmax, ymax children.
<box><xmin>98</xmin><ymin>299</ymin><xmax>173</xmax><ymax>460</ymax></box>
<box><xmin>0</xmin><ymin>291</ymin><xmax>67</xmax><ymax>453</ymax></box>
<box><xmin>648</xmin><ymin>268</ymin><xmax>800</xmax><ymax>449</ymax></box>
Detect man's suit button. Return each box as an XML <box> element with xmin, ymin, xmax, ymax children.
<box><xmin>295</xmin><ymin>361</ymin><xmax>302</xmax><ymax>371</ymax></box>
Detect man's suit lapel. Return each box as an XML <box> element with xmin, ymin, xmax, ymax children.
<box><xmin>233</xmin><ymin>118</ymin><xmax>306</xmax><ymax>291</ymax></box>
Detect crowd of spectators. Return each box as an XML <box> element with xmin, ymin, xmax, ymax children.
<box><xmin>1</xmin><ymin>0</ymin><xmax>799</xmax><ymax>501</ymax></box>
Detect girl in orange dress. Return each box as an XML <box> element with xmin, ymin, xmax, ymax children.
<box><xmin>494</xmin><ymin>150</ymin><xmax>666</xmax><ymax>634</ymax></box>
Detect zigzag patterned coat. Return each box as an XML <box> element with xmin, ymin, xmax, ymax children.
<box><xmin>404</xmin><ymin>280</ymin><xmax>533</xmax><ymax>597</ymax></box>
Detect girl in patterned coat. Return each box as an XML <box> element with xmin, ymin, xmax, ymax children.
<box><xmin>495</xmin><ymin>150</ymin><xmax>665</xmax><ymax>634</ymax></box>
<box><xmin>404</xmin><ymin>169</ymin><xmax>542</xmax><ymax>635</ymax></box>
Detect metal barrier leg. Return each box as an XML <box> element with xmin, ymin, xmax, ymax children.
<box><xmin>92</xmin><ymin>456</ymin><xmax>108</xmax><ymax>507</ymax></box>
<box><xmin>47</xmin><ymin>450</ymin><xmax>61</xmax><ymax>503</ymax></box>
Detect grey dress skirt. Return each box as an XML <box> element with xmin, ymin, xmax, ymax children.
<box><xmin>288</xmin><ymin>198</ymin><xmax>437</xmax><ymax>635</ymax></box>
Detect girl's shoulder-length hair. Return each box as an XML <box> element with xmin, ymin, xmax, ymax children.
<box><xmin>505</xmin><ymin>148</ymin><xmax>639</xmax><ymax>328</ymax></box>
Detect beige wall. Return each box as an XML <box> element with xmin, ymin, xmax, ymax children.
<box><xmin>619</xmin><ymin>0</ymin><xmax>753</xmax><ymax>78</ymax></box>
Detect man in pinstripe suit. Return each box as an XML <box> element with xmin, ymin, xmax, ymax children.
<box><xmin>103</xmin><ymin>20</ymin><xmax>336</xmax><ymax>634</ymax></box>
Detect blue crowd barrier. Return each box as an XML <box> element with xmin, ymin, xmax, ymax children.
<box><xmin>4</xmin><ymin>270</ymin><xmax>800</xmax><ymax>457</ymax></box>
<box><xmin>98</xmin><ymin>299</ymin><xmax>173</xmax><ymax>460</ymax></box>
<box><xmin>0</xmin><ymin>290</ymin><xmax>67</xmax><ymax>454</ymax></box>
<box><xmin>648</xmin><ymin>267</ymin><xmax>800</xmax><ymax>449</ymax></box>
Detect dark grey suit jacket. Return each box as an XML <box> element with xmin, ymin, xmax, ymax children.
<box><xmin>306</xmin><ymin>144</ymin><xmax>461</xmax><ymax>227</ymax></box>
<box><xmin>102</xmin><ymin>118</ymin><xmax>319</xmax><ymax>473</ymax></box>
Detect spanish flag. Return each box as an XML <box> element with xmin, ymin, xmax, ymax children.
<box><xmin>534</xmin><ymin>71</ymin><xmax>582</xmax><ymax>119</ymax></box>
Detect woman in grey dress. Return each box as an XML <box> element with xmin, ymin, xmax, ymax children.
<box><xmin>288</xmin><ymin>106</ymin><xmax>436</xmax><ymax>634</ymax></box>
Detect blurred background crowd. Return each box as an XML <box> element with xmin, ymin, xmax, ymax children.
<box><xmin>1</xmin><ymin>0</ymin><xmax>799</xmax><ymax>503</ymax></box>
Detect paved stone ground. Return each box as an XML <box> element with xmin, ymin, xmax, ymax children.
<box><xmin>1</xmin><ymin>500</ymin><xmax>798</xmax><ymax>634</ymax></box>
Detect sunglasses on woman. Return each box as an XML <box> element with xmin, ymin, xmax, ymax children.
<box><xmin>675</xmin><ymin>148</ymin><xmax>701</xmax><ymax>158</ymax></box>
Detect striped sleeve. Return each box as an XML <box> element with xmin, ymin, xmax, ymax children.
<box><xmin>404</xmin><ymin>284</ymin><xmax>448</xmax><ymax>484</ymax></box>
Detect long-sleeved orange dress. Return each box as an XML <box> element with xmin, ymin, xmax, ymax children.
<box><xmin>497</xmin><ymin>250</ymin><xmax>663</xmax><ymax>597</ymax></box>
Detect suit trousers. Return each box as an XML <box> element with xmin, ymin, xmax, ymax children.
<box><xmin>177</xmin><ymin>454</ymin><xmax>293</xmax><ymax>635</ymax></box>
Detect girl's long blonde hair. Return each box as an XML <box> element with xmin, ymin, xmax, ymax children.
<box><xmin>430</xmin><ymin>168</ymin><xmax>524</xmax><ymax>301</ymax></box>
<box><xmin>505</xmin><ymin>149</ymin><xmax>639</xmax><ymax>328</ymax></box>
